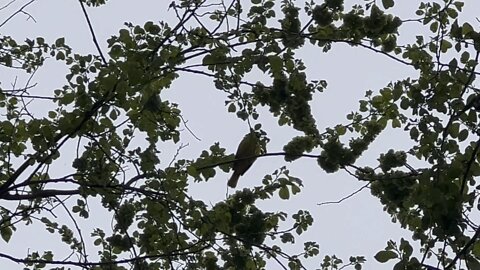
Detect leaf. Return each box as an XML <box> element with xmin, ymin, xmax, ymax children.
<box><xmin>391</xmin><ymin>118</ymin><xmax>401</xmax><ymax>128</ymax></box>
<box><xmin>228</xmin><ymin>103</ymin><xmax>236</xmax><ymax>112</ymax></box>
<box><xmin>462</xmin><ymin>22</ymin><xmax>474</xmax><ymax>36</ymax></box>
<box><xmin>451</xmin><ymin>2</ymin><xmax>463</xmax><ymax>11</ymax></box>
<box><xmin>461</xmin><ymin>51</ymin><xmax>470</xmax><ymax>63</ymax></box>
<box><xmin>430</xmin><ymin>22</ymin><xmax>438</xmax><ymax>33</ymax></box>
<box><xmin>279</xmin><ymin>186</ymin><xmax>290</xmax><ymax>200</ymax></box>
<box><xmin>446</xmin><ymin>8</ymin><xmax>458</xmax><ymax>19</ymax></box>
<box><xmin>382</xmin><ymin>0</ymin><xmax>394</xmax><ymax>9</ymax></box>
<box><xmin>449</xmin><ymin>122</ymin><xmax>460</xmax><ymax>137</ymax></box>
<box><xmin>335</xmin><ymin>125</ymin><xmax>347</xmax><ymax>135</ymax></box>
<box><xmin>448</xmin><ymin>58</ymin><xmax>458</xmax><ymax>73</ymax></box>
<box><xmin>399</xmin><ymin>238</ymin><xmax>413</xmax><ymax>257</ymax></box>
<box><xmin>0</xmin><ymin>226</ymin><xmax>12</xmax><ymax>243</ymax></box>
<box><xmin>56</xmin><ymin>51</ymin><xmax>65</xmax><ymax>60</ymax></box>
<box><xmin>458</xmin><ymin>129</ymin><xmax>469</xmax><ymax>141</ymax></box>
<box><xmin>268</xmin><ymin>55</ymin><xmax>283</xmax><ymax>75</ymax></box>
<box><xmin>473</xmin><ymin>242</ymin><xmax>480</xmax><ymax>257</ymax></box>
<box><xmin>374</xmin><ymin>250</ymin><xmax>398</xmax><ymax>263</ymax></box>
<box><xmin>36</xmin><ymin>37</ymin><xmax>45</xmax><ymax>45</ymax></box>
<box><xmin>440</xmin><ymin>40</ymin><xmax>452</xmax><ymax>53</ymax></box>
<box><xmin>291</xmin><ymin>184</ymin><xmax>301</xmax><ymax>195</ymax></box>
<box><xmin>55</xmin><ymin>37</ymin><xmax>65</xmax><ymax>47</ymax></box>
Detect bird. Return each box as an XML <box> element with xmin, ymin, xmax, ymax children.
<box><xmin>227</xmin><ymin>131</ymin><xmax>261</xmax><ymax>188</ymax></box>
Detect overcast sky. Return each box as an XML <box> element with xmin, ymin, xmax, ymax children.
<box><xmin>1</xmin><ymin>0</ymin><xmax>480</xmax><ymax>269</ymax></box>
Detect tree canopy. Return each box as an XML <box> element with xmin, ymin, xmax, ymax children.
<box><xmin>1</xmin><ymin>0</ymin><xmax>480</xmax><ymax>269</ymax></box>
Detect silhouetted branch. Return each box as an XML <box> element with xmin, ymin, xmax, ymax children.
<box><xmin>317</xmin><ymin>182</ymin><xmax>371</xmax><ymax>206</ymax></box>
<box><xmin>78</xmin><ymin>0</ymin><xmax>107</xmax><ymax>64</ymax></box>
<box><xmin>0</xmin><ymin>0</ymin><xmax>36</xmax><ymax>28</ymax></box>
<box><xmin>0</xmin><ymin>241</ymin><xmax>210</xmax><ymax>267</ymax></box>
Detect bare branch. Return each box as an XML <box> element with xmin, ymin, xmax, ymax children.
<box><xmin>77</xmin><ymin>0</ymin><xmax>107</xmax><ymax>65</ymax></box>
<box><xmin>317</xmin><ymin>182</ymin><xmax>371</xmax><ymax>206</ymax></box>
<box><xmin>0</xmin><ymin>0</ymin><xmax>36</xmax><ymax>28</ymax></box>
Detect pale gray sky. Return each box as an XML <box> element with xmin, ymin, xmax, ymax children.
<box><xmin>1</xmin><ymin>0</ymin><xmax>479</xmax><ymax>269</ymax></box>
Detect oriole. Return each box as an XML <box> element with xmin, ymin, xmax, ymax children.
<box><xmin>227</xmin><ymin>131</ymin><xmax>261</xmax><ymax>188</ymax></box>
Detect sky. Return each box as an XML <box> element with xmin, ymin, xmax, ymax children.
<box><xmin>1</xmin><ymin>0</ymin><xmax>479</xmax><ymax>269</ymax></box>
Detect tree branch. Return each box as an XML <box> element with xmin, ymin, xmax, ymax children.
<box><xmin>78</xmin><ymin>0</ymin><xmax>107</xmax><ymax>65</ymax></box>
<box><xmin>0</xmin><ymin>189</ymin><xmax>80</xmax><ymax>200</ymax></box>
<box><xmin>0</xmin><ymin>0</ymin><xmax>36</xmax><ymax>28</ymax></box>
<box><xmin>0</xmin><ymin>241</ymin><xmax>210</xmax><ymax>267</ymax></box>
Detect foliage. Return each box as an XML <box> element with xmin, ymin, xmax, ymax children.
<box><xmin>0</xmin><ymin>0</ymin><xmax>479</xmax><ymax>269</ymax></box>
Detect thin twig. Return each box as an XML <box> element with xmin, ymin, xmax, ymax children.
<box><xmin>0</xmin><ymin>242</ymin><xmax>210</xmax><ymax>267</ymax></box>
<box><xmin>179</xmin><ymin>114</ymin><xmax>201</xmax><ymax>141</ymax></box>
<box><xmin>317</xmin><ymin>182</ymin><xmax>371</xmax><ymax>206</ymax></box>
<box><xmin>78</xmin><ymin>0</ymin><xmax>107</xmax><ymax>65</ymax></box>
<box><xmin>0</xmin><ymin>0</ymin><xmax>16</xmax><ymax>11</ymax></box>
<box><xmin>0</xmin><ymin>0</ymin><xmax>36</xmax><ymax>28</ymax></box>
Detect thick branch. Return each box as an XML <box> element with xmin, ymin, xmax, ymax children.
<box><xmin>0</xmin><ymin>241</ymin><xmax>210</xmax><ymax>267</ymax></box>
<box><xmin>0</xmin><ymin>189</ymin><xmax>80</xmax><ymax>200</ymax></box>
<box><xmin>445</xmin><ymin>227</ymin><xmax>480</xmax><ymax>269</ymax></box>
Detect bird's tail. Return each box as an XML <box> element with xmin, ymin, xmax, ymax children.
<box><xmin>227</xmin><ymin>172</ymin><xmax>240</xmax><ymax>188</ymax></box>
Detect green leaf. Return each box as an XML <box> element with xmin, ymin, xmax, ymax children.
<box><xmin>56</xmin><ymin>51</ymin><xmax>65</xmax><ymax>60</ymax></box>
<box><xmin>473</xmin><ymin>242</ymin><xmax>480</xmax><ymax>257</ymax></box>
<box><xmin>391</xmin><ymin>118</ymin><xmax>401</xmax><ymax>128</ymax></box>
<box><xmin>374</xmin><ymin>250</ymin><xmax>398</xmax><ymax>263</ymax></box>
<box><xmin>462</xmin><ymin>22</ymin><xmax>474</xmax><ymax>36</ymax></box>
<box><xmin>382</xmin><ymin>0</ymin><xmax>394</xmax><ymax>9</ymax></box>
<box><xmin>36</xmin><ymin>37</ymin><xmax>45</xmax><ymax>45</ymax></box>
<box><xmin>399</xmin><ymin>238</ymin><xmax>413</xmax><ymax>258</ymax></box>
<box><xmin>228</xmin><ymin>103</ymin><xmax>236</xmax><ymax>112</ymax></box>
<box><xmin>430</xmin><ymin>22</ymin><xmax>438</xmax><ymax>33</ymax></box>
<box><xmin>55</xmin><ymin>37</ymin><xmax>65</xmax><ymax>47</ymax></box>
<box><xmin>461</xmin><ymin>51</ymin><xmax>470</xmax><ymax>63</ymax></box>
<box><xmin>335</xmin><ymin>125</ymin><xmax>347</xmax><ymax>135</ymax></box>
<box><xmin>291</xmin><ymin>184</ymin><xmax>301</xmax><ymax>195</ymax></box>
<box><xmin>458</xmin><ymin>129</ymin><xmax>469</xmax><ymax>141</ymax></box>
<box><xmin>0</xmin><ymin>226</ymin><xmax>12</xmax><ymax>243</ymax></box>
<box><xmin>453</xmin><ymin>2</ymin><xmax>464</xmax><ymax>11</ymax></box>
<box><xmin>268</xmin><ymin>55</ymin><xmax>283</xmax><ymax>75</ymax></box>
<box><xmin>279</xmin><ymin>186</ymin><xmax>290</xmax><ymax>200</ymax></box>
<box><xmin>449</xmin><ymin>122</ymin><xmax>460</xmax><ymax>137</ymax></box>
<box><xmin>48</xmin><ymin>111</ymin><xmax>57</xmax><ymax>119</ymax></box>
<box><xmin>448</xmin><ymin>58</ymin><xmax>458</xmax><ymax>73</ymax></box>
<box><xmin>440</xmin><ymin>40</ymin><xmax>452</xmax><ymax>52</ymax></box>
<box><xmin>446</xmin><ymin>8</ymin><xmax>458</xmax><ymax>19</ymax></box>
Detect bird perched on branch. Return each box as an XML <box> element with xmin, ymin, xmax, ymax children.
<box><xmin>227</xmin><ymin>131</ymin><xmax>261</xmax><ymax>188</ymax></box>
